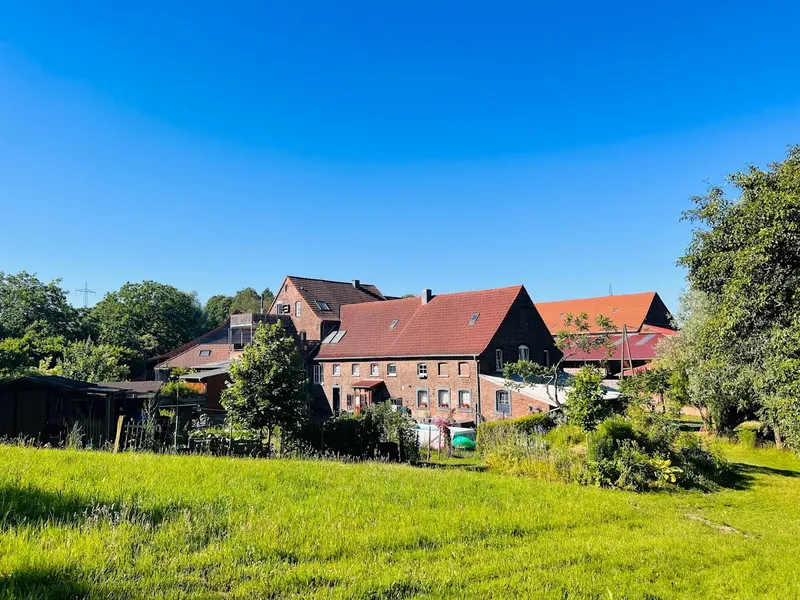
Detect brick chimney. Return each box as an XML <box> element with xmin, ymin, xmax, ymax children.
<box><xmin>422</xmin><ymin>289</ymin><xmax>433</xmax><ymax>304</ymax></box>
<box><xmin>352</xmin><ymin>279</ymin><xmax>361</xmax><ymax>289</ymax></box>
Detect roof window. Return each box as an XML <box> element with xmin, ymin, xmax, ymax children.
<box><xmin>316</xmin><ymin>300</ymin><xmax>331</xmax><ymax>312</ymax></box>
<box><xmin>199</xmin><ymin>349</ymin><xmax>212</xmax><ymax>357</ymax></box>
<box><xmin>389</xmin><ymin>319</ymin><xmax>399</xmax><ymax>329</ymax></box>
<box><xmin>468</xmin><ymin>313</ymin><xmax>480</xmax><ymax>325</ymax></box>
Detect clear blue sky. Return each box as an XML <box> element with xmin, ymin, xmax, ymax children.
<box><xmin>1</xmin><ymin>1</ymin><xmax>799</xmax><ymax>312</ymax></box>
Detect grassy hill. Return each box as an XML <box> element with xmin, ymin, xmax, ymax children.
<box><xmin>0</xmin><ymin>443</ymin><xmax>799</xmax><ymax>599</ymax></box>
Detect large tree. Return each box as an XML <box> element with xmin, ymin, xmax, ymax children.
<box><xmin>678</xmin><ymin>146</ymin><xmax>800</xmax><ymax>444</ymax></box>
<box><xmin>41</xmin><ymin>338</ymin><xmax>131</xmax><ymax>382</ymax></box>
<box><xmin>222</xmin><ymin>322</ymin><xmax>308</xmax><ymax>448</ymax></box>
<box><xmin>204</xmin><ymin>295</ymin><xmax>234</xmax><ymax>328</ymax></box>
<box><xmin>0</xmin><ymin>271</ymin><xmax>78</xmax><ymax>339</ymax></box>
<box><xmin>90</xmin><ymin>281</ymin><xmax>205</xmax><ymax>357</ymax></box>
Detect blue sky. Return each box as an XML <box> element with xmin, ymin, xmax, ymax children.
<box><xmin>1</xmin><ymin>1</ymin><xmax>799</xmax><ymax>311</ymax></box>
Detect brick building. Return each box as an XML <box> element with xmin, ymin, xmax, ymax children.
<box><xmin>267</xmin><ymin>276</ymin><xmax>386</xmax><ymax>345</ymax></box>
<box><xmin>313</xmin><ymin>285</ymin><xmax>559</xmax><ymax>424</ymax></box>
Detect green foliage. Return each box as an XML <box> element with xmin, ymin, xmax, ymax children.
<box><xmin>40</xmin><ymin>339</ymin><xmax>131</xmax><ymax>382</ymax></box>
<box><xmin>477</xmin><ymin>413</ymin><xmax>554</xmax><ymax>456</ymax></box>
<box><xmin>737</xmin><ymin>429</ymin><xmax>757</xmax><ymax>448</ymax></box>
<box><xmin>222</xmin><ymin>323</ymin><xmax>308</xmax><ymax>443</ymax></box>
<box><xmin>678</xmin><ymin>146</ymin><xmax>800</xmax><ymax>448</ymax></box>
<box><xmin>158</xmin><ymin>381</ymin><xmax>202</xmax><ymax>401</ymax></box>
<box><xmin>0</xmin><ymin>271</ymin><xmax>78</xmax><ymax>339</ymax></box>
<box><xmin>567</xmin><ymin>365</ymin><xmax>621</xmax><ymax>431</ymax></box>
<box><xmin>203</xmin><ymin>295</ymin><xmax>234</xmax><ymax>328</ymax></box>
<box><xmin>90</xmin><ymin>281</ymin><xmax>205</xmax><ymax>358</ymax></box>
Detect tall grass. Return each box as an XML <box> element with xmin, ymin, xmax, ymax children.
<box><xmin>0</xmin><ymin>444</ymin><xmax>799</xmax><ymax>598</ymax></box>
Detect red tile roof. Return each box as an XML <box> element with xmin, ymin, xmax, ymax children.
<box><xmin>564</xmin><ymin>330</ymin><xmax>676</xmax><ymax>362</ymax></box>
<box><xmin>285</xmin><ymin>276</ymin><xmax>385</xmax><ymax>321</ymax></box>
<box><xmin>157</xmin><ymin>343</ymin><xmax>232</xmax><ymax>369</ymax></box>
<box><xmin>316</xmin><ymin>285</ymin><xmax>525</xmax><ymax>359</ymax></box>
<box><xmin>536</xmin><ymin>292</ymin><xmax>663</xmax><ymax>334</ymax></box>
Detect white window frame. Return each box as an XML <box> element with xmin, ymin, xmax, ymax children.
<box><xmin>387</xmin><ymin>364</ymin><xmax>397</xmax><ymax>377</ymax></box>
<box><xmin>496</xmin><ymin>390</ymin><xmax>511</xmax><ymax>414</ymax></box>
<box><xmin>295</xmin><ymin>301</ymin><xmax>302</xmax><ymax>317</ymax></box>
<box><xmin>436</xmin><ymin>388</ymin><xmax>450</xmax><ymax>409</ymax></box>
<box><xmin>495</xmin><ymin>349</ymin><xmax>503</xmax><ymax>372</ymax></box>
<box><xmin>416</xmin><ymin>388</ymin><xmax>429</xmax><ymax>409</ymax></box>
<box><xmin>313</xmin><ymin>364</ymin><xmax>324</xmax><ymax>385</ymax></box>
<box><xmin>370</xmin><ymin>363</ymin><xmax>380</xmax><ymax>376</ymax></box>
<box><xmin>276</xmin><ymin>301</ymin><xmax>284</xmax><ymax>314</ymax></box>
<box><xmin>352</xmin><ymin>364</ymin><xmax>361</xmax><ymax>376</ymax></box>
<box><xmin>332</xmin><ymin>364</ymin><xmax>341</xmax><ymax>376</ymax></box>
<box><xmin>457</xmin><ymin>389</ymin><xmax>472</xmax><ymax>410</ymax></box>
<box><xmin>518</xmin><ymin>345</ymin><xmax>530</xmax><ymax>361</ymax></box>
<box><xmin>417</xmin><ymin>363</ymin><xmax>428</xmax><ymax>378</ymax></box>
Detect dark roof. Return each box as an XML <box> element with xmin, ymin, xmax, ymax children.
<box><xmin>316</xmin><ymin>285</ymin><xmax>526</xmax><ymax>359</ymax></box>
<box><xmin>148</xmin><ymin>317</ymin><xmax>232</xmax><ymax>364</ymax></box>
<box><xmin>97</xmin><ymin>381</ymin><xmax>164</xmax><ymax>398</ymax></box>
<box><xmin>0</xmin><ymin>375</ymin><xmax>127</xmax><ymax>395</ymax></box>
<box><xmin>180</xmin><ymin>368</ymin><xmax>229</xmax><ymax>381</ymax></box>
<box><xmin>286</xmin><ymin>276</ymin><xmax>385</xmax><ymax>321</ymax></box>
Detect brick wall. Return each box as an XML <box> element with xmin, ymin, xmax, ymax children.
<box><xmin>478</xmin><ymin>376</ymin><xmax>551</xmax><ymax>420</ymax></box>
<box><xmin>270</xmin><ymin>278</ymin><xmax>333</xmax><ymax>342</ymax></box>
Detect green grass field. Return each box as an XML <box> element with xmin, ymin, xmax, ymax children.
<box><xmin>1</xmin><ymin>442</ymin><xmax>799</xmax><ymax>599</ymax></box>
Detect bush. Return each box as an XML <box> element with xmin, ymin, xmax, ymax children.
<box><xmin>477</xmin><ymin>413</ymin><xmax>554</xmax><ymax>456</ymax></box>
<box><xmin>544</xmin><ymin>423</ymin><xmax>586</xmax><ymax>449</ymax></box>
<box><xmin>567</xmin><ymin>366</ymin><xmax>625</xmax><ymax>431</ymax></box>
<box><xmin>737</xmin><ymin>428</ymin><xmax>757</xmax><ymax>448</ymax></box>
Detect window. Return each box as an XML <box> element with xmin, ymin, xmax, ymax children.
<box><xmin>313</xmin><ymin>364</ymin><xmax>324</xmax><ymax>385</ymax></box>
<box><xmin>495</xmin><ymin>349</ymin><xmax>503</xmax><ymax>372</ymax></box>
<box><xmin>295</xmin><ymin>302</ymin><xmax>302</xmax><ymax>317</ymax></box>
<box><xmin>496</xmin><ymin>390</ymin><xmax>511</xmax><ymax>414</ymax></box>
<box><xmin>458</xmin><ymin>362</ymin><xmax>469</xmax><ymax>377</ymax></box>
<box><xmin>316</xmin><ymin>300</ymin><xmax>331</xmax><ymax>312</ymax></box>
<box><xmin>346</xmin><ymin>394</ymin><xmax>353</xmax><ymax>410</ymax></box>
<box><xmin>518</xmin><ymin>345</ymin><xmax>530</xmax><ymax>361</ymax></box>
<box><xmin>370</xmin><ymin>363</ymin><xmax>379</xmax><ymax>376</ymax></box>
<box><xmin>417</xmin><ymin>363</ymin><xmax>428</xmax><ymax>378</ymax></box>
<box><xmin>468</xmin><ymin>312</ymin><xmax>480</xmax><ymax>325</ymax></box>
<box><xmin>416</xmin><ymin>388</ymin><xmax>429</xmax><ymax>409</ymax></box>
<box><xmin>458</xmin><ymin>389</ymin><xmax>472</xmax><ymax>409</ymax></box>
<box><xmin>437</xmin><ymin>388</ymin><xmax>450</xmax><ymax>409</ymax></box>
<box><xmin>199</xmin><ymin>349</ymin><xmax>211</xmax><ymax>357</ymax></box>
<box><xmin>276</xmin><ymin>302</ymin><xmax>283</xmax><ymax>314</ymax></box>
<box><xmin>389</xmin><ymin>319</ymin><xmax>399</xmax><ymax>329</ymax></box>
<box><xmin>352</xmin><ymin>364</ymin><xmax>361</xmax><ymax>376</ymax></box>
<box><xmin>387</xmin><ymin>364</ymin><xmax>397</xmax><ymax>377</ymax></box>
<box><xmin>544</xmin><ymin>349</ymin><xmax>551</xmax><ymax>367</ymax></box>
<box><xmin>284</xmin><ymin>284</ymin><xmax>289</xmax><ymax>292</ymax></box>
<box><xmin>299</xmin><ymin>331</ymin><xmax>307</xmax><ymax>342</ymax></box>
<box><xmin>332</xmin><ymin>364</ymin><xmax>341</xmax><ymax>376</ymax></box>
<box><xmin>438</xmin><ymin>362</ymin><xmax>448</xmax><ymax>377</ymax></box>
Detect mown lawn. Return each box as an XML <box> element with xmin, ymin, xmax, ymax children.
<box><xmin>0</xmin><ymin>443</ymin><xmax>799</xmax><ymax>599</ymax></box>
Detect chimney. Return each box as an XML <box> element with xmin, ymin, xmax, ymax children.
<box><xmin>352</xmin><ymin>279</ymin><xmax>361</xmax><ymax>289</ymax></box>
<box><xmin>422</xmin><ymin>289</ymin><xmax>433</xmax><ymax>304</ymax></box>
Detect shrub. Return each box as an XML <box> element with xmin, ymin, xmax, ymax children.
<box><xmin>737</xmin><ymin>428</ymin><xmax>757</xmax><ymax>448</ymax></box>
<box><xmin>567</xmin><ymin>366</ymin><xmax>623</xmax><ymax>431</ymax></box>
<box><xmin>477</xmin><ymin>413</ymin><xmax>554</xmax><ymax>456</ymax></box>
<box><xmin>544</xmin><ymin>423</ymin><xmax>586</xmax><ymax>449</ymax></box>
<box><xmin>673</xmin><ymin>433</ymin><xmax>729</xmax><ymax>489</ymax></box>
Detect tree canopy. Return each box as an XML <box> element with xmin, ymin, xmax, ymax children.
<box><xmin>0</xmin><ymin>271</ymin><xmax>78</xmax><ymax>339</ymax></box>
<box><xmin>41</xmin><ymin>338</ymin><xmax>131</xmax><ymax>383</ymax></box>
<box><xmin>91</xmin><ymin>281</ymin><xmax>206</xmax><ymax>358</ymax></box>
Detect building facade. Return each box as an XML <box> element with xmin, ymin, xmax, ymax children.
<box><xmin>313</xmin><ymin>285</ymin><xmax>558</xmax><ymax>424</ymax></box>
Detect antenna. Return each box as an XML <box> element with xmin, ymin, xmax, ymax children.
<box><xmin>74</xmin><ymin>282</ymin><xmax>96</xmax><ymax>308</ymax></box>
<box><xmin>608</xmin><ymin>284</ymin><xmax>613</xmax><ymax>296</ymax></box>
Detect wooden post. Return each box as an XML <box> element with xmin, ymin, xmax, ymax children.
<box><xmin>113</xmin><ymin>416</ymin><xmax>125</xmax><ymax>453</ymax></box>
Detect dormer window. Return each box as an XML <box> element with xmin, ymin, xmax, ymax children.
<box><xmin>316</xmin><ymin>300</ymin><xmax>331</xmax><ymax>312</ymax></box>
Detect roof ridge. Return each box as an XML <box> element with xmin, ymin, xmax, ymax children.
<box><xmin>536</xmin><ymin>291</ymin><xmax>656</xmax><ymax>305</ymax></box>
<box><xmin>287</xmin><ymin>275</ymin><xmax>378</xmax><ymax>287</ymax></box>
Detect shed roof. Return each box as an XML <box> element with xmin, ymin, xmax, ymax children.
<box><xmin>316</xmin><ymin>285</ymin><xmax>526</xmax><ymax>359</ymax></box>
<box><xmin>0</xmin><ymin>375</ymin><xmax>128</xmax><ymax>395</ymax></box>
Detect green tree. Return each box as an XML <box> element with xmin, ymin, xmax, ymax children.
<box><xmin>42</xmin><ymin>338</ymin><xmax>131</xmax><ymax>382</ymax></box>
<box><xmin>0</xmin><ymin>271</ymin><xmax>78</xmax><ymax>339</ymax></box>
<box><xmin>222</xmin><ymin>322</ymin><xmax>308</xmax><ymax>449</ymax></box>
<box><xmin>0</xmin><ymin>337</ymin><xmax>36</xmax><ymax>381</ymax></box>
<box><xmin>678</xmin><ymin>146</ymin><xmax>800</xmax><ymax>443</ymax></box>
<box><xmin>204</xmin><ymin>294</ymin><xmax>234</xmax><ymax>328</ymax></box>
<box><xmin>90</xmin><ymin>281</ymin><xmax>205</xmax><ymax>358</ymax></box>
<box><xmin>567</xmin><ymin>365</ymin><xmax>618</xmax><ymax>431</ymax></box>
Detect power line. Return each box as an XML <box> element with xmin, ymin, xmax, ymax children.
<box><xmin>74</xmin><ymin>281</ymin><xmax>96</xmax><ymax>308</ymax></box>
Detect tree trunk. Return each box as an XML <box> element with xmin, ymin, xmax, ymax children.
<box><xmin>774</xmin><ymin>426</ymin><xmax>783</xmax><ymax>449</ymax></box>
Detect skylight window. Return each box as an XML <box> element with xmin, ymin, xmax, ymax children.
<box><xmin>468</xmin><ymin>313</ymin><xmax>480</xmax><ymax>325</ymax></box>
<box><xmin>199</xmin><ymin>349</ymin><xmax>212</xmax><ymax>357</ymax></box>
<box><xmin>612</xmin><ymin>308</ymin><xmax>619</xmax><ymax>313</ymax></box>
<box><xmin>389</xmin><ymin>319</ymin><xmax>399</xmax><ymax>329</ymax></box>
<box><xmin>315</xmin><ymin>300</ymin><xmax>331</xmax><ymax>312</ymax></box>
<box><xmin>635</xmin><ymin>334</ymin><xmax>656</xmax><ymax>346</ymax></box>
<box><xmin>321</xmin><ymin>330</ymin><xmax>347</xmax><ymax>344</ymax></box>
